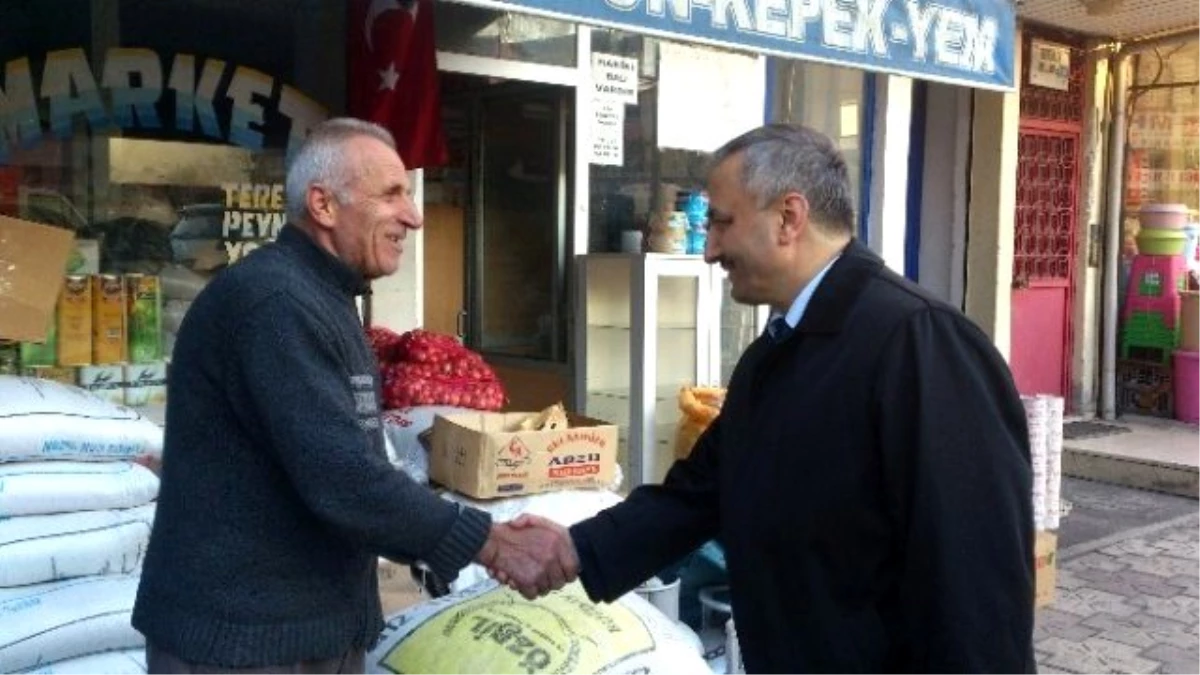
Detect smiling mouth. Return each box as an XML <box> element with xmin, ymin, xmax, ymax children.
<box><xmin>385</xmin><ymin>233</ymin><xmax>403</xmax><ymax>246</ymax></box>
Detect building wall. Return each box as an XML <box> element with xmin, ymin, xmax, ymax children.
<box><xmin>917</xmin><ymin>84</ymin><xmax>972</xmax><ymax>307</ymax></box>
<box><xmin>1072</xmin><ymin>51</ymin><xmax>1110</xmax><ymax>415</ymax></box>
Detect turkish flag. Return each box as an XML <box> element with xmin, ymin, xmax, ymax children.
<box><xmin>347</xmin><ymin>0</ymin><xmax>448</xmax><ymax>169</ymax></box>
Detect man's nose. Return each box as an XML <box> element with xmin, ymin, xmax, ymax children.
<box><xmin>402</xmin><ymin>198</ymin><xmax>423</xmax><ymax>230</ymax></box>
<box><xmin>703</xmin><ymin>233</ymin><xmax>720</xmax><ymax>264</ymax></box>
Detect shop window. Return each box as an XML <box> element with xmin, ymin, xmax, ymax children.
<box><xmin>0</xmin><ymin>0</ymin><xmax>341</xmax><ymax>372</ymax></box>
<box><xmin>436</xmin><ymin>2</ymin><xmax>576</xmax><ymax>67</ymax></box>
<box><xmin>587</xmin><ymin>30</ymin><xmax>758</xmax><ymax>254</ymax></box>
<box><xmin>771</xmin><ymin>61</ymin><xmax>865</xmax><ymax>210</ymax></box>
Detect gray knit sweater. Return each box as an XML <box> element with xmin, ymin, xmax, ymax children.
<box><xmin>132</xmin><ymin>225</ymin><xmax>491</xmax><ymax>667</ymax></box>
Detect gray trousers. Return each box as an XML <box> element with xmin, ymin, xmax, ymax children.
<box><xmin>146</xmin><ymin>642</ymin><xmax>366</xmax><ymax>674</ymax></box>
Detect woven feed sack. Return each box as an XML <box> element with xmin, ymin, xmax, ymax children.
<box><xmin>24</xmin><ymin>648</ymin><xmax>146</xmax><ymax>675</ymax></box>
<box><xmin>0</xmin><ymin>574</ymin><xmax>143</xmax><ymax>673</ymax></box>
<box><xmin>0</xmin><ymin>504</ymin><xmax>155</xmax><ymax>587</ymax></box>
<box><xmin>0</xmin><ymin>377</ymin><xmax>162</xmax><ymax>463</ymax></box>
<box><xmin>366</xmin><ymin>580</ymin><xmax>708</xmax><ymax>674</ymax></box>
<box><xmin>0</xmin><ymin>462</ymin><xmax>158</xmax><ymax>517</ymax></box>
<box><xmin>436</xmin><ymin>489</ymin><xmax>623</xmax><ymax>595</ymax></box>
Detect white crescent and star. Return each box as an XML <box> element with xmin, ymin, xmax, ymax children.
<box><xmin>365</xmin><ymin>0</ymin><xmax>420</xmax><ymax>53</ymax></box>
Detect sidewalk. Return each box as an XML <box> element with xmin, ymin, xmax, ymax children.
<box><xmin>1037</xmin><ymin>514</ymin><xmax>1199</xmax><ymax>674</ymax></box>
<box><xmin>1063</xmin><ymin>415</ymin><xmax>1199</xmax><ymax>497</ymax></box>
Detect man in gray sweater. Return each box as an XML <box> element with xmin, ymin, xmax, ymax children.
<box><xmin>133</xmin><ymin>118</ymin><xmax>577</xmax><ymax>673</ymax></box>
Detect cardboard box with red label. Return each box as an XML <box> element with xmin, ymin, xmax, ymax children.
<box><xmin>430</xmin><ymin>411</ymin><xmax>618</xmax><ymax>499</ymax></box>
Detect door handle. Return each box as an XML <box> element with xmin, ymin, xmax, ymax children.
<box><xmin>456</xmin><ymin>310</ymin><xmax>467</xmax><ymax>340</ymax></box>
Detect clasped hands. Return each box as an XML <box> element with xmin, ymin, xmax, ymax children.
<box><xmin>477</xmin><ymin>514</ymin><xmax>579</xmax><ymax>600</ymax></box>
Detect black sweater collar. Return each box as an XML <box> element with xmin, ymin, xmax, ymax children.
<box><xmin>276</xmin><ymin>224</ymin><xmax>369</xmax><ymax>297</ymax></box>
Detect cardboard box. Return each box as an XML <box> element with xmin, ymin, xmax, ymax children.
<box><xmin>0</xmin><ymin>216</ymin><xmax>74</xmax><ymax>341</ymax></box>
<box><xmin>430</xmin><ymin>412</ymin><xmax>618</xmax><ymax>499</ymax></box>
<box><xmin>78</xmin><ymin>364</ymin><xmax>125</xmax><ymax>405</ymax></box>
<box><xmin>21</xmin><ymin>366</ymin><xmax>78</xmax><ymax>386</ymax></box>
<box><xmin>56</xmin><ymin>275</ymin><xmax>93</xmax><ymax>366</ymax></box>
<box><xmin>124</xmin><ymin>361</ymin><xmax>167</xmax><ymax>407</ymax></box>
<box><xmin>1035</xmin><ymin>531</ymin><xmax>1058</xmax><ymax>609</ymax></box>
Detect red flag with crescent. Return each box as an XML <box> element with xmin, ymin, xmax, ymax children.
<box><xmin>347</xmin><ymin>0</ymin><xmax>448</xmax><ymax>169</ymax></box>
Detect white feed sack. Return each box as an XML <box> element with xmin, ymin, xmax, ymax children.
<box><xmin>0</xmin><ymin>377</ymin><xmax>163</xmax><ymax>463</ymax></box>
<box><xmin>437</xmin><ymin>489</ymin><xmax>624</xmax><ymax>594</ymax></box>
<box><xmin>0</xmin><ymin>574</ymin><xmax>143</xmax><ymax>673</ymax></box>
<box><xmin>366</xmin><ymin>580</ymin><xmax>709</xmax><ymax>675</ymax></box>
<box><xmin>0</xmin><ymin>504</ymin><xmax>155</xmax><ymax>587</ymax></box>
<box><xmin>0</xmin><ymin>462</ymin><xmax>159</xmax><ymax>517</ymax></box>
<box><xmin>22</xmin><ymin>649</ymin><xmax>146</xmax><ymax>675</ymax></box>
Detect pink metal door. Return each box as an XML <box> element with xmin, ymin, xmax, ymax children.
<box><xmin>1011</xmin><ymin>34</ymin><xmax>1084</xmax><ymax>401</ymax></box>
<box><xmin>1011</xmin><ymin>129</ymin><xmax>1080</xmax><ymax>398</ymax></box>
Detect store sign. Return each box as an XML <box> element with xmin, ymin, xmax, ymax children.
<box><xmin>592</xmin><ymin>53</ymin><xmax>640</xmax><ymax>104</ymax></box>
<box><xmin>1028</xmin><ymin>39</ymin><xmax>1070</xmax><ymax>91</ymax></box>
<box><xmin>221</xmin><ymin>183</ymin><xmax>286</xmax><ymax>264</ymax></box>
<box><xmin>0</xmin><ymin>47</ymin><xmax>329</xmax><ymax>163</ymax></box>
<box><xmin>492</xmin><ymin>0</ymin><xmax>1015</xmax><ymax>90</ymax></box>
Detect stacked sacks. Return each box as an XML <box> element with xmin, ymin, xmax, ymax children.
<box><xmin>0</xmin><ymin>375</ymin><xmax>162</xmax><ymax>673</ymax></box>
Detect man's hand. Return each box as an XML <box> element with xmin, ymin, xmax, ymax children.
<box><xmin>475</xmin><ymin>514</ymin><xmax>579</xmax><ymax>600</ymax></box>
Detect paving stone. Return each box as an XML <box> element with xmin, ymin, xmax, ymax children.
<box><xmin>1054</xmin><ymin>587</ymin><xmax>1142</xmax><ymax>618</ymax></box>
<box><xmin>1100</xmin><ymin>539</ymin><xmax>1168</xmax><ymax>558</ymax></box>
<box><xmin>1072</xmin><ymin>568</ymin><xmax>1198</xmax><ymax>600</ymax></box>
<box><xmin>1070</xmin><ymin>552</ymin><xmax>1131</xmax><ymax>573</ymax></box>
<box><xmin>1130</xmin><ymin>596</ymin><xmax>1200</xmax><ymax>625</ymax></box>
<box><xmin>1094</xmin><ymin>621</ymin><xmax>1197</xmax><ymax>650</ymax></box>
<box><xmin>1148</xmin><ymin>540</ymin><xmax>1200</xmax><ymax>559</ymax></box>
<box><xmin>1056</xmin><ymin>567</ymin><xmax>1090</xmax><ymax>591</ymax></box>
<box><xmin>1166</xmin><ymin>569</ymin><xmax>1200</xmax><ymax>595</ymax></box>
<box><xmin>1082</xmin><ymin>612</ymin><xmax>1190</xmax><ymax>634</ymax></box>
<box><xmin>1039</xmin><ymin>636</ymin><xmax>1162</xmax><ymax>674</ymax></box>
<box><xmin>1035</xmin><ymin>608</ymin><xmax>1103</xmax><ymax>643</ymax></box>
<box><xmin>1032</xmin><ymin>662</ymin><xmax>1080</xmax><ymax>672</ymax></box>
<box><xmin>1160</xmin><ymin>528</ymin><xmax>1198</xmax><ymax>544</ymax></box>
<box><xmin>1124</xmin><ymin>555</ymin><xmax>1198</xmax><ymax>579</ymax></box>
<box><xmin>1140</xmin><ymin>644</ymin><xmax>1200</xmax><ymax>672</ymax></box>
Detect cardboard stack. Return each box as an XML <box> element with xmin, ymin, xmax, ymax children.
<box><xmin>1022</xmin><ymin>394</ymin><xmax>1066</xmax><ymax>609</ymax></box>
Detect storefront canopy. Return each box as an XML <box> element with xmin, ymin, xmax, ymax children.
<box><xmin>474</xmin><ymin>0</ymin><xmax>1017</xmax><ymax>90</ymax></box>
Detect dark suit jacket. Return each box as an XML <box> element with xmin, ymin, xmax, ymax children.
<box><xmin>571</xmin><ymin>239</ymin><xmax>1035</xmax><ymax>673</ymax></box>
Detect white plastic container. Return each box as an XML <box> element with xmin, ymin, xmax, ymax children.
<box><xmin>1139</xmin><ymin>203</ymin><xmax>1189</xmax><ymax>230</ymax></box>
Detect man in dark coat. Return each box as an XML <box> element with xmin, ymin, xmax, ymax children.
<box><xmin>508</xmin><ymin>124</ymin><xmax>1035</xmax><ymax>673</ymax></box>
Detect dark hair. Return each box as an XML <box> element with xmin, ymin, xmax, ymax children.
<box><xmin>710</xmin><ymin>124</ymin><xmax>856</xmax><ymax>235</ymax></box>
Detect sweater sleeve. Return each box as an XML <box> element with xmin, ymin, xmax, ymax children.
<box><xmin>873</xmin><ymin>308</ymin><xmax>1036</xmax><ymax>673</ymax></box>
<box><xmin>231</xmin><ymin>292</ymin><xmax>490</xmax><ymax>583</ymax></box>
<box><xmin>569</xmin><ymin>415</ymin><xmax>723</xmax><ymax>603</ymax></box>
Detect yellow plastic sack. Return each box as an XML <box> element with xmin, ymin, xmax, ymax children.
<box><xmin>674</xmin><ymin>386</ymin><xmax>725</xmax><ymax>460</ymax></box>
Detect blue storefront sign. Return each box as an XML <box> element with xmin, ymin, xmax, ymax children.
<box><xmin>481</xmin><ymin>0</ymin><xmax>1015</xmax><ymax>90</ymax></box>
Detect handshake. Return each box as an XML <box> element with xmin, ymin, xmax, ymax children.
<box><xmin>476</xmin><ymin>514</ymin><xmax>580</xmax><ymax>600</ymax></box>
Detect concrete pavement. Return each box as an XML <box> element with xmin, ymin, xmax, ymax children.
<box><xmin>1036</xmin><ymin>477</ymin><xmax>1199</xmax><ymax>674</ymax></box>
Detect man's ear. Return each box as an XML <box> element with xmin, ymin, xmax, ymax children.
<box><xmin>778</xmin><ymin>192</ymin><xmax>810</xmax><ymax>244</ymax></box>
<box><xmin>306</xmin><ymin>184</ymin><xmax>338</xmax><ymax>230</ymax></box>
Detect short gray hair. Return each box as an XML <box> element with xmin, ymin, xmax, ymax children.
<box><xmin>710</xmin><ymin>124</ymin><xmax>855</xmax><ymax>235</ymax></box>
<box><xmin>285</xmin><ymin>118</ymin><xmax>397</xmax><ymax>223</ymax></box>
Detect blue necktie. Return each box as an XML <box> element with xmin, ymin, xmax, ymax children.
<box><xmin>767</xmin><ymin>316</ymin><xmax>793</xmax><ymax>343</ymax></box>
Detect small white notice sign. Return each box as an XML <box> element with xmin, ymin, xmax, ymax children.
<box><xmin>1029</xmin><ymin>39</ymin><xmax>1070</xmax><ymax>91</ymax></box>
<box><xmin>592</xmin><ymin>53</ymin><xmax>639</xmax><ymax>105</ymax></box>
<box><xmin>590</xmin><ymin>100</ymin><xmax>625</xmax><ymax>166</ymax></box>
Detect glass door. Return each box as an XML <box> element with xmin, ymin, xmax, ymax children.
<box><xmin>467</xmin><ymin>83</ymin><xmax>571</xmax><ymax>363</ymax></box>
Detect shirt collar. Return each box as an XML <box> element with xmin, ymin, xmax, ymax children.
<box><xmin>276</xmin><ymin>224</ymin><xmax>370</xmax><ymax>297</ymax></box>
<box><xmin>766</xmin><ymin>253</ymin><xmax>841</xmax><ymax>341</ymax></box>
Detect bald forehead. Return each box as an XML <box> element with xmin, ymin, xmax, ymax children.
<box><xmin>343</xmin><ymin>135</ymin><xmax>409</xmax><ymax>190</ymax></box>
